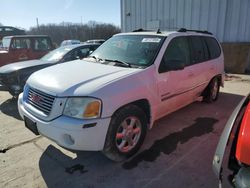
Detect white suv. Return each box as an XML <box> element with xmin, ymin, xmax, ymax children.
<box><xmin>18</xmin><ymin>29</ymin><xmax>224</xmax><ymax>161</ymax></box>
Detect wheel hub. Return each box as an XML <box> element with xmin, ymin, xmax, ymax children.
<box><xmin>115</xmin><ymin>116</ymin><xmax>142</xmax><ymax>153</ymax></box>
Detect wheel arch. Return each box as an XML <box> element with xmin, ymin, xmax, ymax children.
<box><xmin>111</xmin><ymin>98</ymin><xmax>152</xmax><ymax>129</ymax></box>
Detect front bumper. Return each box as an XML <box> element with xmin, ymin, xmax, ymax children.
<box><xmin>18</xmin><ymin>93</ymin><xmax>111</xmax><ymax>151</ymax></box>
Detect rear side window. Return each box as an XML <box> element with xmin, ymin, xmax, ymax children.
<box><xmin>205</xmin><ymin>37</ymin><xmax>221</xmax><ymax>59</ymax></box>
<box><xmin>189</xmin><ymin>36</ymin><xmax>205</xmax><ymax>64</ymax></box>
<box><xmin>34</xmin><ymin>38</ymin><xmax>52</xmax><ymax>51</ymax></box>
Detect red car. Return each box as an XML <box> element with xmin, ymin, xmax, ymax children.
<box><xmin>0</xmin><ymin>35</ymin><xmax>53</xmax><ymax>67</ymax></box>
<box><xmin>213</xmin><ymin>93</ymin><xmax>250</xmax><ymax>188</ymax></box>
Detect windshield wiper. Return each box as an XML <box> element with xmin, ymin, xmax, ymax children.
<box><xmin>104</xmin><ymin>59</ymin><xmax>131</xmax><ymax>67</ymax></box>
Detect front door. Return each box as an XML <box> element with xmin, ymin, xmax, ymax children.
<box><xmin>10</xmin><ymin>38</ymin><xmax>31</xmax><ymax>62</ymax></box>
<box><xmin>156</xmin><ymin>36</ymin><xmax>195</xmax><ymax>119</ymax></box>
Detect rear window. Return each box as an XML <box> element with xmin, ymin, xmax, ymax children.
<box><xmin>205</xmin><ymin>37</ymin><xmax>221</xmax><ymax>59</ymax></box>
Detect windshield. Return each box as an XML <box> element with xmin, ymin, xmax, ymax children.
<box><xmin>90</xmin><ymin>35</ymin><xmax>165</xmax><ymax>67</ymax></box>
<box><xmin>2</xmin><ymin>38</ymin><xmax>11</xmax><ymax>49</ymax></box>
<box><xmin>41</xmin><ymin>46</ymin><xmax>73</xmax><ymax>61</ymax></box>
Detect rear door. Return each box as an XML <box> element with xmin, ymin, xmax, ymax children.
<box><xmin>188</xmin><ymin>36</ymin><xmax>210</xmax><ymax>96</ymax></box>
<box><xmin>204</xmin><ymin>37</ymin><xmax>222</xmax><ymax>79</ymax></box>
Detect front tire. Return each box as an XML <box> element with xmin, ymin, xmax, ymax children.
<box><xmin>203</xmin><ymin>77</ymin><xmax>220</xmax><ymax>103</ymax></box>
<box><xmin>103</xmin><ymin>105</ymin><xmax>147</xmax><ymax>162</ymax></box>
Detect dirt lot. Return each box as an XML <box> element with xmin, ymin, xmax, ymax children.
<box><xmin>0</xmin><ymin>74</ymin><xmax>250</xmax><ymax>188</ymax></box>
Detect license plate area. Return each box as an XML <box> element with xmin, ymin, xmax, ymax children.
<box><xmin>24</xmin><ymin>116</ymin><xmax>39</xmax><ymax>135</ymax></box>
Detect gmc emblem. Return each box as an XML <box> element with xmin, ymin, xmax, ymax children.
<box><xmin>30</xmin><ymin>93</ymin><xmax>42</xmax><ymax>103</ymax></box>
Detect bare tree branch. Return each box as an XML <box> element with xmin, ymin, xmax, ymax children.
<box><xmin>27</xmin><ymin>21</ymin><xmax>121</xmax><ymax>45</ymax></box>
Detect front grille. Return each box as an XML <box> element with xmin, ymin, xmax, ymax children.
<box><xmin>27</xmin><ymin>87</ymin><xmax>55</xmax><ymax>115</ymax></box>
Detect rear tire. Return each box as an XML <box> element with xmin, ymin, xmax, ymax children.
<box><xmin>103</xmin><ymin>105</ymin><xmax>147</xmax><ymax>162</ymax></box>
<box><xmin>203</xmin><ymin>77</ymin><xmax>220</xmax><ymax>103</ymax></box>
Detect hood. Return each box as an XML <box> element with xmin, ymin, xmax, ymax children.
<box><xmin>27</xmin><ymin>60</ymin><xmax>141</xmax><ymax>96</ymax></box>
<box><xmin>0</xmin><ymin>59</ymin><xmax>53</xmax><ymax>74</ymax></box>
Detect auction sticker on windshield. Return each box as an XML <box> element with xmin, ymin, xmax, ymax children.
<box><xmin>142</xmin><ymin>38</ymin><xmax>161</xmax><ymax>43</ymax></box>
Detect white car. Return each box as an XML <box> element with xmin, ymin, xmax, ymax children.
<box><xmin>18</xmin><ymin>29</ymin><xmax>224</xmax><ymax>161</ymax></box>
<box><xmin>60</xmin><ymin>40</ymin><xmax>81</xmax><ymax>46</ymax></box>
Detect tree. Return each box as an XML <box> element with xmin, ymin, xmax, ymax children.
<box><xmin>28</xmin><ymin>21</ymin><xmax>121</xmax><ymax>45</ymax></box>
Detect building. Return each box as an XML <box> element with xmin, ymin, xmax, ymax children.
<box><xmin>121</xmin><ymin>0</ymin><xmax>250</xmax><ymax>73</ymax></box>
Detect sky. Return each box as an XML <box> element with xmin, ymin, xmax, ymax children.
<box><xmin>0</xmin><ymin>0</ymin><xmax>120</xmax><ymax>30</ymax></box>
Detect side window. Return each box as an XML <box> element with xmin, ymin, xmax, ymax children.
<box><xmin>63</xmin><ymin>48</ymin><xmax>89</xmax><ymax>62</ymax></box>
<box><xmin>34</xmin><ymin>38</ymin><xmax>51</xmax><ymax>51</ymax></box>
<box><xmin>159</xmin><ymin>37</ymin><xmax>190</xmax><ymax>73</ymax></box>
<box><xmin>90</xmin><ymin>45</ymin><xmax>99</xmax><ymax>52</ymax></box>
<box><xmin>205</xmin><ymin>37</ymin><xmax>221</xmax><ymax>59</ymax></box>
<box><xmin>11</xmin><ymin>38</ymin><xmax>31</xmax><ymax>49</ymax></box>
<box><xmin>201</xmin><ymin>37</ymin><xmax>210</xmax><ymax>61</ymax></box>
<box><xmin>80</xmin><ymin>47</ymin><xmax>91</xmax><ymax>58</ymax></box>
<box><xmin>189</xmin><ymin>36</ymin><xmax>205</xmax><ymax>64</ymax></box>
<box><xmin>63</xmin><ymin>52</ymin><xmax>74</xmax><ymax>62</ymax></box>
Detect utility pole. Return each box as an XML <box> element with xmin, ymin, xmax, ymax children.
<box><xmin>36</xmin><ymin>18</ymin><xmax>40</xmax><ymax>33</ymax></box>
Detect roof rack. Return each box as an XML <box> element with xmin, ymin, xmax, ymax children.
<box><xmin>178</xmin><ymin>28</ymin><xmax>213</xmax><ymax>35</ymax></box>
<box><xmin>132</xmin><ymin>28</ymin><xmax>162</xmax><ymax>34</ymax></box>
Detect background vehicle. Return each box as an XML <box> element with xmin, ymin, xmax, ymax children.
<box><xmin>60</xmin><ymin>40</ymin><xmax>81</xmax><ymax>46</ymax></box>
<box><xmin>0</xmin><ymin>26</ymin><xmax>25</xmax><ymax>40</ymax></box>
<box><xmin>84</xmin><ymin>39</ymin><xmax>105</xmax><ymax>44</ymax></box>
<box><xmin>0</xmin><ymin>35</ymin><xmax>53</xmax><ymax>67</ymax></box>
<box><xmin>213</xmin><ymin>93</ymin><xmax>250</xmax><ymax>188</ymax></box>
<box><xmin>18</xmin><ymin>29</ymin><xmax>224</xmax><ymax>161</ymax></box>
<box><xmin>0</xmin><ymin>43</ymin><xmax>100</xmax><ymax>97</ymax></box>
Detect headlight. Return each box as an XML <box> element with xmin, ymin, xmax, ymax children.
<box><xmin>63</xmin><ymin>97</ymin><xmax>102</xmax><ymax>119</ymax></box>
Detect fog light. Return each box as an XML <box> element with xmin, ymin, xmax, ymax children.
<box><xmin>63</xmin><ymin>134</ymin><xmax>75</xmax><ymax>145</ymax></box>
